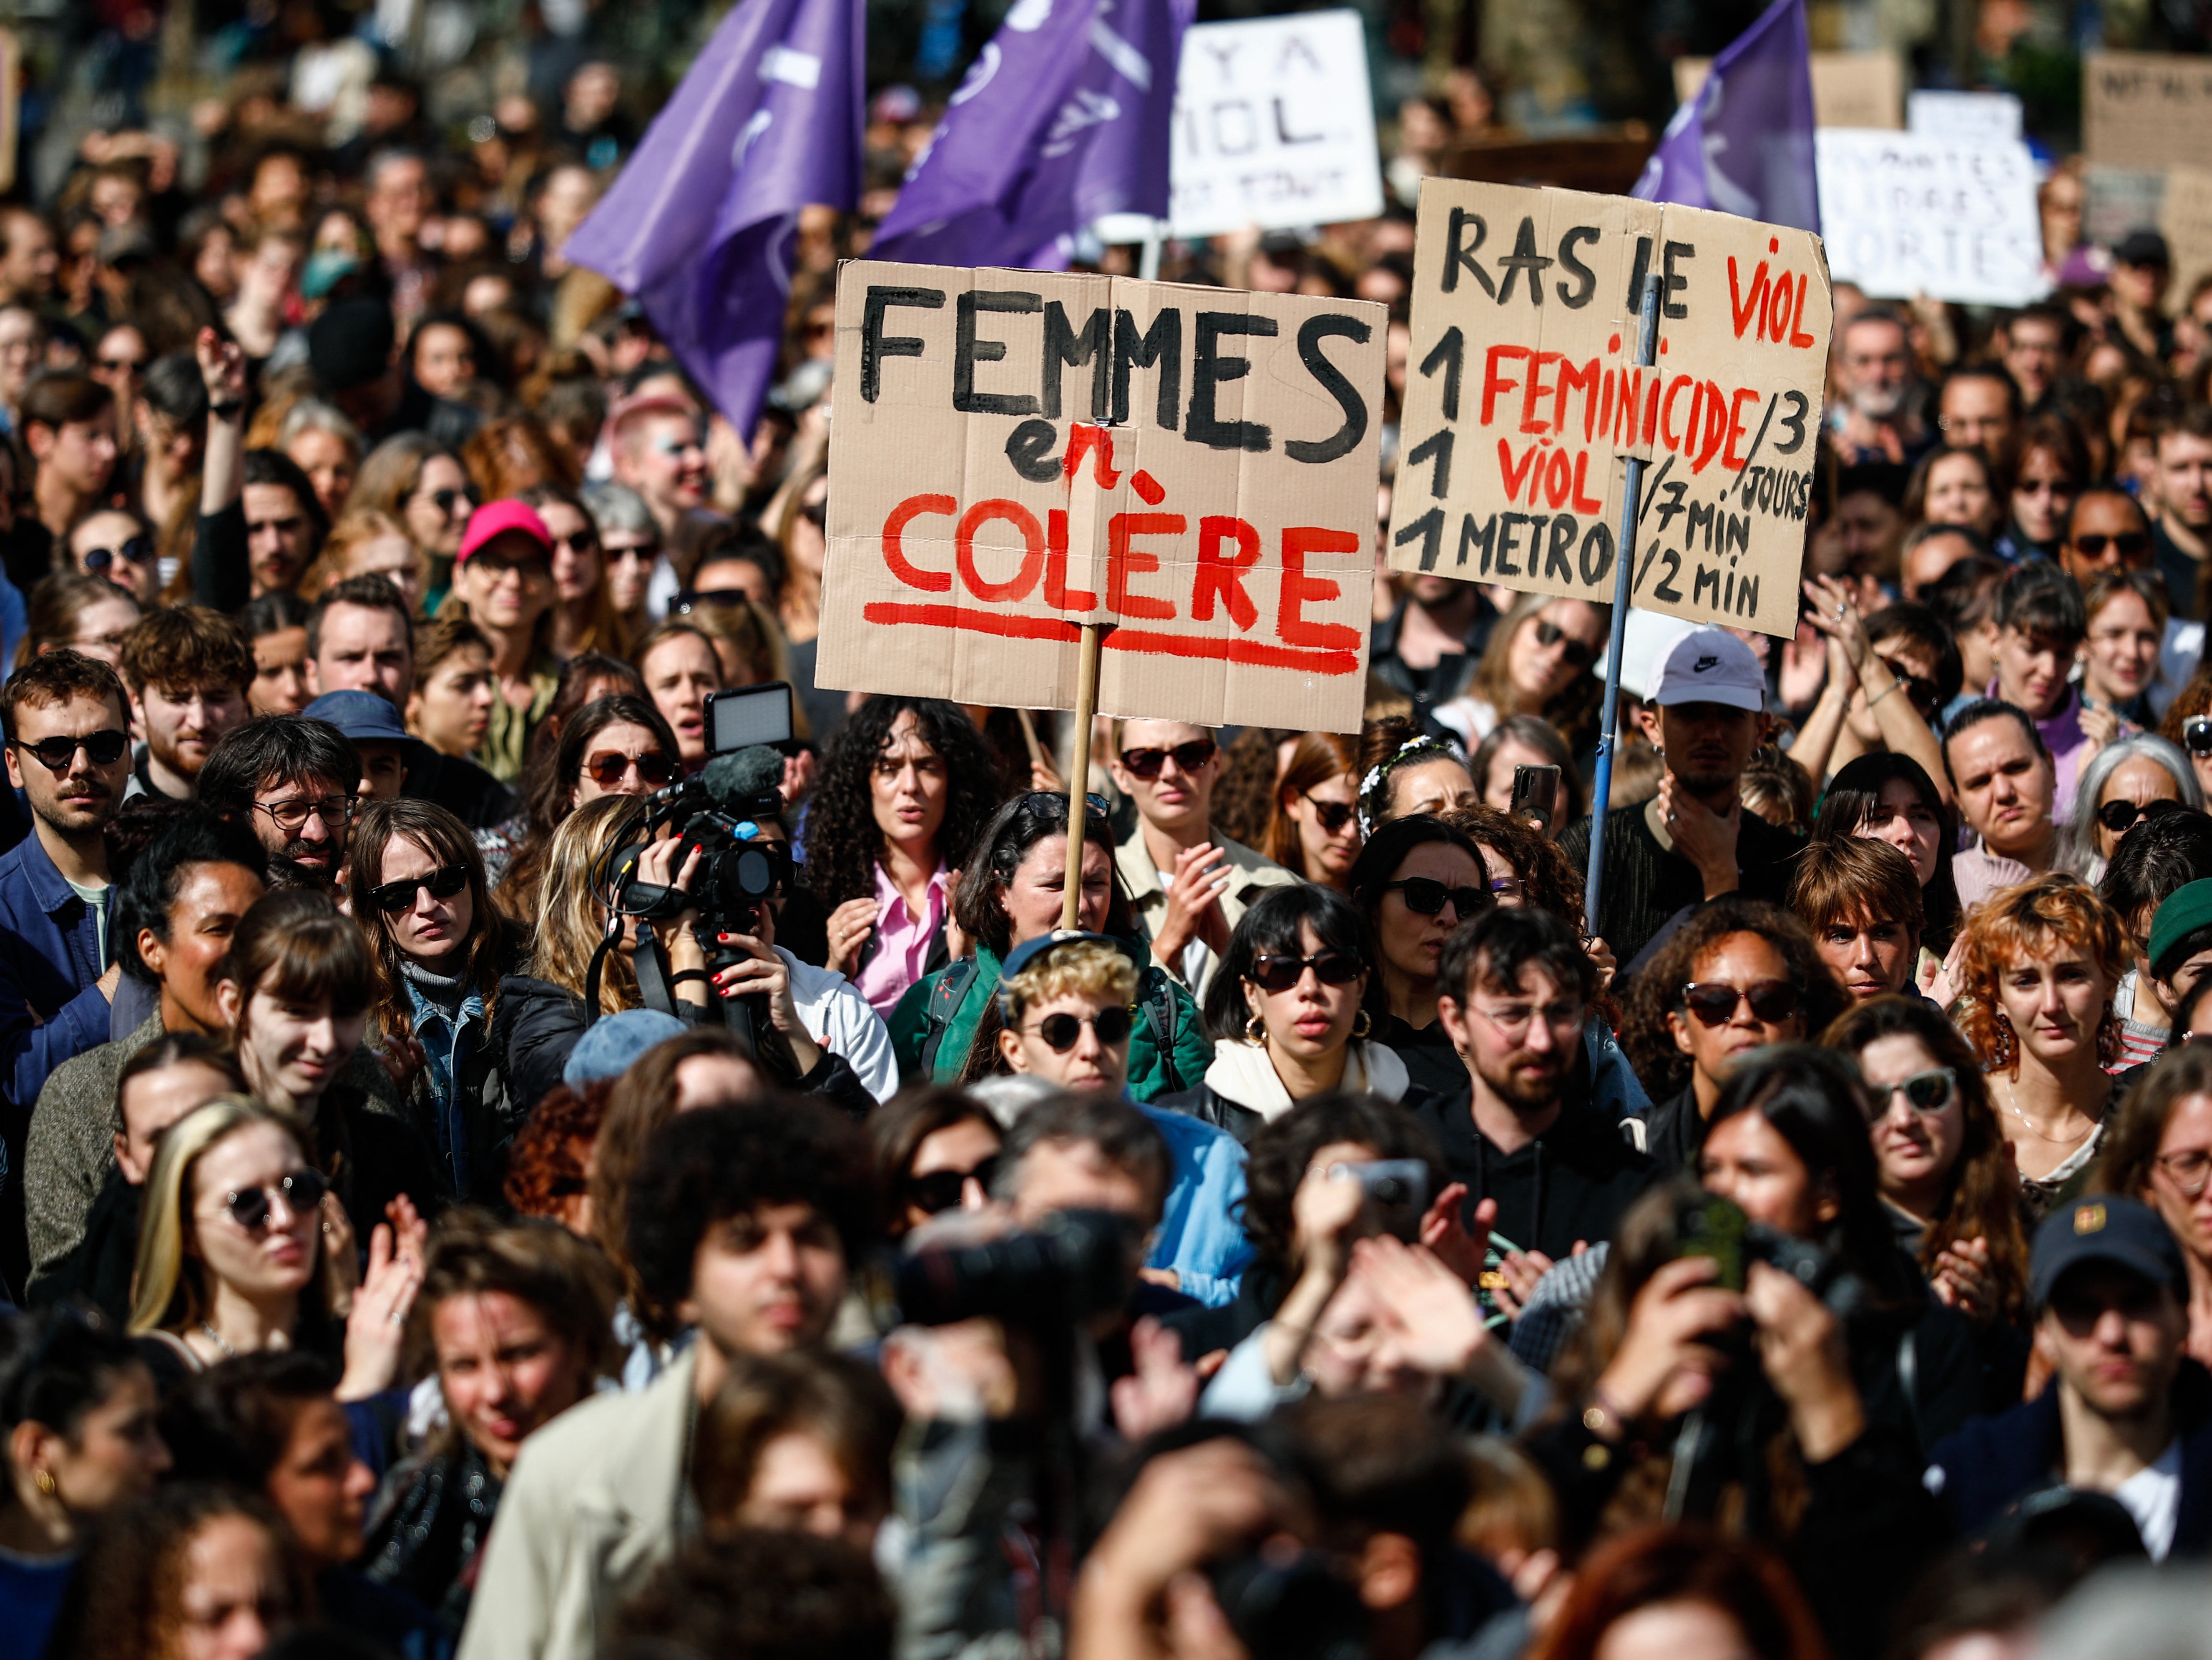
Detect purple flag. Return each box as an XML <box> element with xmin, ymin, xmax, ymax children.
<box><xmin>873</xmin><ymin>0</ymin><xmax>1193</xmax><ymax>269</ymax></box>
<box><xmin>562</xmin><ymin>0</ymin><xmax>863</xmax><ymax>434</ymax></box>
<box><xmin>1634</xmin><ymin>0</ymin><xmax>1819</xmax><ymax>234</ymax></box>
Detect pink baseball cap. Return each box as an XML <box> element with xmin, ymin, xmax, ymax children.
<box><xmin>457</xmin><ymin>499</ymin><xmax>553</xmax><ymax>565</ymax></box>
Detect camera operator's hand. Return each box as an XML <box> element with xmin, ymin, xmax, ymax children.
<box><xmin>635</xmin><ymin>839</ymin><xmax>709</xmax><ymax>1007</ymax></box>
<box><xmin>1591</xmin><ymin>1255</ymin><xmax>1745</xmax><ymax>1431</ymax></box>
<box><xmin>824</xmin><ymin>896</ymin><xmax>880</xmax><ymax>979</ymax></box>
<box><xmin>713</xmin><ymin>929</ymin><xmax>824</xmax><ymax>1075</ymax></box>
<box><xmin>1418</xmin><ymin>1185</ymin><xmax>1489</xmax><ymax>1287</ymax></box>
<box><xmin>1744</xmin><ymin>1260</ymin><xmax>1865</xmax><ymax>1463</ymax></box>
<box><xmin>881</xmin><ymin>1318</ymin><xmax>1022</xmax><ymax>1423</ymax></box>
<box><xmin>1354</xmin><ymin>1235</ymin><xmax>1529</xmax><ymax>1416</ymax></box>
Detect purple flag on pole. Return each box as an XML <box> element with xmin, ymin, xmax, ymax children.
<box><xmin>1634</xmin><ymin>0</ymin><xmax>1819</xmax><ymax>234</ymax></box>
<box><xmin>562</xmin><ymin>0</ymin><xmax>863</xmax><ymax>435</ymax></box>
<box><xmin>872</xmin><ymin>0</ymin><xmax>1193</xmax><ymax>269</ymax></box>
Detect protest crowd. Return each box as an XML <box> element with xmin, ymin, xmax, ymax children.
<box><xmin>18</xmin><ymin>5</ymin><xmax>2212</xmax><ymax>1660</ymax></box>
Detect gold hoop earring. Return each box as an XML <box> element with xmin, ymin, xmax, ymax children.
<box><xmin>1245</xmin><ymin>1014</ymin><xmax>1265</xmax><ymax>1045</ymax></box>
<box><xmin>1352</xmin><ymin>1008</ymin><xmax>1372</xmax><ymax>1040</ymax></box>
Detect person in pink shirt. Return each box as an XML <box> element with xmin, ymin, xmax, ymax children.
<box><xmin>802</xmin><ymin>698</ymin><xmax>1003</xmax><ymax>1017</ymax></box>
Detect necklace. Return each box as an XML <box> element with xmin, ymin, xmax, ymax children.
<box><xmin>1998</xmin><ymin>1074</ymin><xmax>2097</xmax><ymax>1145</ymax></box>
<box><xmin>197</xmin><ymin>1321</ymin><xmax>237</xmax><ymax>1359</ymax></box>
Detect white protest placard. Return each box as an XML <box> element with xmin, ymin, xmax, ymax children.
<box><xmin>817</xmin><ymin>262</ymin><xmax>1388</xmax><ymax>733</ymax></box>
<box><xmin>1814</xmin><ymin>129</ymin><xmax>2046</xmax><ymax>306</ymax></box>
<box><xmin>1907</xmin><ymin>90</ymin><xmax>2023</xmax><ymax>142</ymax></box>
<box><xmin>1383</xmin><ymin>178</ymin><xmax>1832</xmax><ymax>642</ymax></box>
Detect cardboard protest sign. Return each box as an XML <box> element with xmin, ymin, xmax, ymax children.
<box><xmin>2162</xmin><ymin>166</ymin><xmax>2212</xmax><ymax>322</ymax></box>
<box><xmin>1382</xmin><ymin>178</ymin><xmax>1832</xmax><ymax>641</ymax></box>
<box><xmin>816</xmin><ymin>261</ymin><xmax>1388</xmax><ymax>732</ymax></box>
<box><xmin>2085</xmin><ymin>51</ymin><xmax>2212</xmax><ymax>171</ymax></box>
<box><xmin>1674</xmin><ymin>50</ymin><xmax>1903</xmax><ymax>129</ymax></box>
<box><xmin>1815</xmin><ymin>130</ymin><xmax>2046</xmax><ymax>306</ymax></box>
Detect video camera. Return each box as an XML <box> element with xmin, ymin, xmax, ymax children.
<box><xmin>893</xmin><ymin>1209</ymin><xmax>1143</xmax><ymax>1330</ymax></box>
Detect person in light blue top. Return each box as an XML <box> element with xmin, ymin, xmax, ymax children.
<box><xmin>347</xmin><ymin>795</ymin><xmax>525</xmax><ymax>1208</ymax></box>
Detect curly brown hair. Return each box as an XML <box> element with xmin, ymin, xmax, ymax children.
<box><xmin>1951</xmin><ymin>872</ymin><xmax>2127</xmax><ymax>1068</ymax></box>
<box><xmin>505</xmin><ymin>1077</ymin><xmax>611</xmax><ymax>1226</ymax></box>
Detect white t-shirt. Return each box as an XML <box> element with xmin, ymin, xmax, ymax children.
<box><xmin>2114</xmin><ymin>1439</ymin><xmax>2184</xmax><ymax>1561</ymax></box>
<box><xmin>778</xmin><ymin>946</ymin><xmax>900</xmax><ymax>1102</ymax></box>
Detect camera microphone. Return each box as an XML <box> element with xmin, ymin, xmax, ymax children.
<box><xmin>697</xmin><ymin>745</ymin><xmax>787</xmax><ymax>818</ymax></box>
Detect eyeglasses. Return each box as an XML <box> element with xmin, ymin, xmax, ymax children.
<box><xmin>1874</xmin><ymin>656</ymin><xmax>1943</xmax><ymax>721</ymax></box>
<box><xmin>672</xmin><ymin>588</ymin><xmax>753</xmax><ymax>615</ymax></box>
<box><xmin>1878</xmin><ymin>1066</ymin><xmax>1958</xmax><ymax>1115</ymax></box>
<box><xmin>1029</xmin><ymin>1006</ymin><xmax>1133</xmax><ymax>1052</ymax></box>
<box><xmin>1383</xmin><ymin>876</ymin><xmax>1487</xmax><ymax>919</ymax></box>
<box><xmin>221</xmin><ymin>1168</ymin><xmax>329</xmax><ymax>1232</ymax></box>
<box><xmin>2074</xmin><ymin>531</ymin><xmax>2151</xmax><ymax>559</ymax></box>
<box><xmin>1119</xmin><ymin>738</ymin><xmax>1218</xmax><ymax>779</ymax></box>
<box><xmin>2155</xmin><ymin>1146</ymin><xmax>2212</xmax><ymax>1198</ymax></box>
<box><xmin>905</xmin><ymin>1156</ymin><xmax>1000</xmax><ymax>1217</ymax></box>
<box><xmin>367</xmin><ymin>863</ymin><xmax>470</xmax><ymax>914</ymax></box>
<box><xmin>1470</xmin><ymin>997</ymin><xmax>1587</xmax><ymax>1037</ymax></box>
<box><xmin>1302</xmin><ymin>792</ymin><xmax>1356</xmax><ymax>834</ymax></box>
<box><xmin>81</xmin><ymin>537</ymin><xmax>153</xmax><ymax>575</ymax></box>
<box><xmin>12</xmin><ymin>729</ymin><xmax>128</xmax><ymax>771</ymax></box>
<box><xmin>2097</xmin><ymin>796</ymin><xmax>2185</xmax><ymax>835</ymax></box>
<box><xmin>430</xmin><ymin>486</ymin><xmax>479</xmax><ymax>519</ymax></box>
<box><xmin>1248</xmin><ymin>949</ymin><xmax>1363</xmax><ymax>994</ymax></box>
<box><xmin>2188</xmin><ymin>717</ymin><xmax>2212</xmax><ymax>758</ymax></box>
<box><xmin>585</xmin><ymin>749</ymin><xmax>676</xmax><ymax>788</ymax></box>
<box><xmin>1680</xmin><ymin>979</ymin><xmax>1801</xmax><ymax>1027</ymax></box>
<box><xmin>94</xmin><ymin>353</ymin><xmax>146</xmax><ymax>373</ymax></box>
<box><xmin>254</xmin><ymin>795</ymin><xmax>358</xmax><ymax>832</ymax></box>
<box><xmin>1533</xmin><ymin>618</ymin><xmax>1596</xmax><ymax>671</ymax></box>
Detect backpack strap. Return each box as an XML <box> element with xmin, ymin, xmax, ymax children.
<box><xmin>1136</xmin><ymin>966</ymin><xmax>1187</xmax><ymax>1094</ymax></box>
<box><xmin>917</xmin><ymin>959</ymin><xmax>979</xmax><ymax>1079</ymax></box>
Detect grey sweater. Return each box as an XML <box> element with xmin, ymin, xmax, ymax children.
<box><xmin>25</xmin><ymin>1009</ymin><xmax>164</xmax><ymax>1280</ymax></box>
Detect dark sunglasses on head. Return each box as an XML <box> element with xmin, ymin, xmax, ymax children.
<box><xmin>367</xmin><ymin>863</ymin><xmax>470</xmax><ymax>914</ymax></box>
<box><xmin>1680</xmin><ymin>979</ymin><xmax>1801</xmax><ymax>1027</ymax></box>
<box><xmin>82</xmin><ymin>537</ymin><xmax>153</xmax><ymax>574</ymax></box>
<box><xmin>2074</xmin><ymin>531</ymin><xmax>2151</xmax><ymax>559</ymax></box>
<box><xmin>905</xmin><ymin>1155</ymin><xmax>1000</xmax><ymax>1217</ymax></box>
<box><xmin>1533</xmin><ymin>618</ymin><xmax>1596</xmax><ymax>671</ymax></box>
<box><xmin>2186</xmin><ymin>716</ymin><xmax>2212</xmax><ymax>758</ymax></box>
<box><xmin>1119</xmin><ymin>738</ymin><xmax>1217</xmax><ymax>779</ymax></box>
<box><xmin>1384</xmin><ymin>876</ymin><xmax>1487</xmax><ymax>919</ymax></box>
<box><xmin>2096</xmin><ymin>795</ymin><xmax>2185</xmax><ymax>835</ymax></box>
<box><xmin>1031</xmin><ymin>1006</ymin><xmax>1133</xmax><ymax>1052</ymax></box>
<box><xmin>13</xmin><ymin>729</ymin><xmax>128</xmax><ymax>771</ymax></box>
<box><xmin>1249</xmin><ymin>948</ymin><xmax>1363</xmax><ymax>994</ymax></box>
<box><xmin>585</xmin><ymin>749</ymin><xmax>676</xmax><ymax>788</ymax></box>
<box><xmin>1303</xmin><ymin>791</ymin><xmax>1357</xmax><ymax>834</ymax></box>
<box><xmin>223</xmin><ymin>1168</ymin><xmax>329</xmax><ymax>1232</ymax></box>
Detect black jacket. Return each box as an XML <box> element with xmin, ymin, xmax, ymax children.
<box><xmin>1638</xmin><ymin>1084</ymin><xmax>1707</xmax><ymax>1176</ymax></box>
<box><xmin>407</xmin><ymin>748</ymin><xmax>518</xmax><ymax>832</ymax></box>
<box><xmin>26</xmin><ymin>1165</ymin><xmax>138</xmax><ymax>1322</ymax></box>
<box><xmin>363</xmin><ymin>1437</ymin><xmax>502</xmax><ymax>1634</ymax></box>
<box><xmin>1414</xmin><ymin>1087</ymin><xmax>1660</xmax><ymax>1261</ymax></box>
<box><xmin>1372</xmin><ymin>1012</ymin><xmax>1468</xmax><ymax>1099</ymax></box>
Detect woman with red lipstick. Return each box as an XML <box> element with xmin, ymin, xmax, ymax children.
<box><xmin>1347</xmin><ymin>815</ymin><xmax>1492</xmax><ymax>1097</ymax></box>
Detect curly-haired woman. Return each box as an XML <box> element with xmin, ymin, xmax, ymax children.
<box><xmin>803</xmin><ymin>698</ymin><xmax>1001</xmax><ymax>1019</ymax></box>
<box><xmin>1951</xmin><ymin>872</ymin><xmax>2131</xmax><ymax>1216</ymax></box>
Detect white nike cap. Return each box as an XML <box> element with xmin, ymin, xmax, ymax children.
<box><xmin>1648</xmin><ymin>627</ymin><xmax>1767</xmax><ymax>712</ymax></box>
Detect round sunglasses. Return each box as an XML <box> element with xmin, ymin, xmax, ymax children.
<box><xmin>1028</xmin><ymin>1006</ymin><xmax>1133</xmax><ymax>1052</ymax></box>
<box><xmin>1384</xmin><ymin>876</ymin><xmax>1487</xmax><ymax>919</ymax></box>
<box><xmin>81</xmin><ymin>537</ymin><xmax>153</xmax><ymax>575</ymax></box>
<box><xmin>1248</xmin><ymin>948</ymin><xmax>1362</xmax><ymax>994</ymax></box>
<box><xmin>220</xmin><ymin>1169</ymin><xmax>329</xmax><ymax>1232</ymax></box>
<box><xmin>1679</xmin><ymin>979</ymin><xmax>1801</xmax><ymax>1027</ymax></box>
<box><xmin>2189</xmin><ymin>716</ymin><xmax>2212</xmax><ymax>758</ymax></box>
<box><xmin>367</xmin><ymin>863</ymin><xmax>470</xmax><ymax>914</ymax></box>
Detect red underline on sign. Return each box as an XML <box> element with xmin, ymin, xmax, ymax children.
<box><xmin>860</xmin><ymin>605</ymin><xmax>1359</xmax><ymax>677</ymax></box>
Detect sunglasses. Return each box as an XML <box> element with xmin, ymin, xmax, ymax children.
<box><xmin>1384</xmin><ymin>876</ymin><xmax>1487</xmax><ymax>919</ymax></box>
<box><xmin>1030</xmin><ymin>1006</ymin><xmax>1133</xmax><ymax>1051</ymax></box>
<box><xmin>95</xmin><ymin>354</ymin><xmax>146</xmax><ymax>373</ymax></box>
<box><xmin>13</xmin><ymin>728</ymin><xmax>128</xmax><ymax>771</ymax></box>
<box><xmin>585</xmin><ymin>748</ymin><xmax>676</xmax><ymax>788</ymax></box>
<box><xmin>1019</xmin><ymin>789</ymin><xmax>1113</xmax><ymax>827</ymax></box>
<box><xmin>367</xmin><ymin>863</ymin><xmax>470</xmax><ymax>914</ymax></box>
<box><xmin>2074</xmin><ymin>531</ymin><xmax>2150</xmax><ymax>559</ymax></box>
<box><xmin>1680</xmin><ymin>979</ymin><xmax>1801</xmax><ymax>1027</ymax></box>
<box><xmin>82</xmin><ymin>537</ymin><xmax>153</xmax><ymax>574</ymax></box>
<box><xmin>1249</xmin><ymin>948</ymin><xmax>1363</xmax><ymax>994</ymax></box>
<box><xmin>1119</xmin><ymin>738</ymin><xmax>1217</xmax><ymax>779</ymax></box>
<box><xmin>672</xmin><ymin>588</ymin><xmax>753</xmax><ymax>614</ymax></box>
<box><xmin>2096</xmin><ymin>796</ymin><xmax>2184</xmax><ymax>835</ymax></box>
<box><xmin>1533</xmin><ymin>618</ymin><xmax>1596</xmax><ymax>670</ymax></box>
<box><xmin>1879</xmin><ymin>1066</ymin><xmax>1958</xmax><ymax>1115</ymax></box>
<box><xmin>553</xmin><ymin>529</ymin><xmax>600</xmax><ymax>556</ymax></box>
<box><xmin>1302</xmin><ymin>791</ymin><xmax>1356</xmax><ymax>834</ymax></box>
<box><xmin>221</xmin><ymin>1168</ymin><xmax>329</xmax><ymax>1232</ymax></box>
<box><xmin>1874</xmin><ymin>656</ymin><xmax>1943</xmax><ymax>719</ymax></box>
<box><xmin>2189</xmin><ymin>716</ymin><xmax>2212</xmax><ymax>758</ymax></box>
<box><xmin>801</xmin><ymin>499</ymin><xmax>827</xmax><ymax>528</ymax></box>
<box><xmin>431</xmin><ymin>486</ymin><xmax>479</xmax><ymax>519</ymax></box>
<box><xmin>905</xmin><ymin>1155</ymin><xmax>1000</xmax><ymax>1217</ymax></box>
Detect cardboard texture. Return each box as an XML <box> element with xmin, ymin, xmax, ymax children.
<box><xmin>1906</xmin><ymin>90</ymin><xmax>2022</xmax><ymax>141</ymax></box>
<box><xmin>2164</xmin><ymin>166</ymin><xmax>2212</xmax><ymax>324</ymax></box>
<box><xmin>2085</xmin><ymin>52</ymin><xmax>2212</xmax><ymax>172</ymax></box>
<box><xmin>817</xmin><ymin>259</ymin><xmax>1388</xmax><ymax>733</ymax></box>
<box><xmin>1815</xmin><ymin>129</ymin><xmax>2046</xmax><ymax>306</ymax></box>
<box><xmin>1383</xmin><ymin>177</ymin><xmax>1832</xmax><ymax>641</ymax></box>
<box><xmin>1675</xmin><ymin>50</ymin><xmax>1903</xmax><ymax>130</ymax></box>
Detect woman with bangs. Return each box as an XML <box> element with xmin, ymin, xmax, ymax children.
<box><xmin>1263</xmin><ymin>731</ymin><xmax>1362</xmax><ymax>888</ymax></box>
<box><xmin>481</xmin><ymin>693</ymin><xmax>678</xmax><ymax>911</ymax></box>
<box><xmin>1811</xmin><ymin>752</ymin><xmax>1963</xmax><ymax>955</ymax></box>
<box><xmin>347</xmin><ymin>800</ymin><xmax>524</xmax><ymax>1208</ymax></box>
<box><xmin>1433</xmin><ymin>590</ymin><xmax>1610</xmax><ymax>758</ymax></box>
<box><xmin>128</xmin><ymin>1096</ymin><xmax>422</xmax><ymax>1396</ymax></box>
<box><xmin>1951</xmin><ymin>872</ymin><xmax>2131</xmax><ymax>1215</ymax></box>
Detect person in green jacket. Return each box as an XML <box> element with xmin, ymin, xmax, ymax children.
<box><xmin>888</xmin><ymin>792</ymin><xmax>1210</xmax><ymax>1100</ymax></box>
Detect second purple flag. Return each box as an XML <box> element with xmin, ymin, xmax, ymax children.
<box><xmin>1633</xmin><ymin>0</ymin><xmax>1820</xmax><ymax>234</ymax></box>
<box><xmin>873</xmin><ymin>0</ymin><xmax>1193</xmax><ymax>269</ymax></box>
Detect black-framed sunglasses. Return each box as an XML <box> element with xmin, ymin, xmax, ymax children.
<box><xmin>2097</xmin><ymin>796</ymin><xmax>2186</xmax><ymax>836</ymax></box>
<box><xmin>800</xmin><ymin>499</ymin><xmax>827</xmax><ymax>528</ymax></box>
<box><xmin>2074</xmin><ymin>531</ymin><xmax>2151</xmax><ymax>559</ymax></box>
<box><xmin>1249</xmin><ymin>949</ymin><xmax>1363</xmax><ymax>994</ymax></box>
<box><xmin>1533</xmin><ymin>618</ymin><xmax>1596</xmax><ymax>671</ymax></box>
<box><xmin>905</xmin><ymin>1155</ymin><xmax>1001</xmax><ymax>1217</ymax></box>
<box><xmin>1874</xmin><ymin>655</ymin><xmax>1942</xmax><ymax>720</ymax></box>
<box><xmin>671</xmin><ymin>588</ymin><xmax>753</xmax><ymax>615</ymax></box>
<box><xmin>222</xmin><ymin>1168</ymin><xmax>329</xmax><ymax>1232</ymax></box>
<box><xmin>12</xmin><ymin>729</ymin><xmax>128</xmax><ymax>771</ymax></box>
<box><xmin>2188</xmin><ymin>716</ymin><xmax>2212</xmax><ymax>758</ymax></box>
<box><xmin>1302</xmin><ymin>791</ymin><xmax>1356</xmax><ymax>834</ymax></box>
<box><xmin>1383</xmin><ymin>876</ymin><xmax>1486</xmax><ymax>919</ymax></box>
<box><xmin>430</xmin><ymin>486</ymin><xmax>480</xmax><ymax>519</ymax></box>
<box><xmin>552</xmin><ymin>528</ymin><xmax>601</xmax><ymax>557</ymax></box>
<box><xmin>81</xmin><ymin>537</ymin><xmax>153</xmax><ymax>574</ymax></box>
<box><xmin>1031</xmin><ymin>1006</ymin><xmax>1133</xmax><ymax>1052</ymax></box>
<box><xmin>367</xmin><ymin>863</ymin><xmax>470</xmax><ymax>914</ymax></box>
<box><xmin>1680</xmin><ymin>979</ymin><xmax>1801</xmax><ymax>1027</ymax></box>
<box><xmin>1119</xmin><ymin>738</ymin><xmax>1217</xmax><ymax>780</ymax></box>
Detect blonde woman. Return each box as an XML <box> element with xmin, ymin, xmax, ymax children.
<box><xmin>1434</xmin><ymin>591</ymin><xmax>1610</xmax><ymax>756</ymax></box>
<box><xmin>299</xmin><ymin>510</ymin><xmax>430</xmax><ymax>611</ymax></box>
<box><xmin>128</xmin><ymin>1096</ymin><xmax>423</xmax><ymax>1395</ymax></box>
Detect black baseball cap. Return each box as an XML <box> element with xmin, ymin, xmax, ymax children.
<box><xmin>2029</xmin><ymin>1196</ymin><xmax>2187</xmax><ymax>1311</ymax></box>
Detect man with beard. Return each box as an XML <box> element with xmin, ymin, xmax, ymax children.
<box><xmin>1369</xmin><ymin>570</ymin><xmax>1499</xmax><ymax>733</ymax></box>
<box><xmin>1423</xmin><ymin>905</ymin><xmax>1655</xmax><ymax>1272</ymax></box>
<box><xmin>1827</xmin><ymin>308</ymin><xmax>1933</xmax><ymax>466</ymax></box>
<box><xmin>1557</xmin><ymin>628</ymin><xmax>1803</xmax><ymax>972</ymax></box>
<box><xmin>117</xmin><ymin>604</ymin><xmax>254</xmax><ymax>801</ymax></box>
<box><xmin>2152</xmin><ymin>405</ymin><xmax>2212</xmax><ymax>623</ymax></box>
<box><xmin>195</xmin><ymin>713</ymin><xmax>362</xmax><ymax>890</ymax></box>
